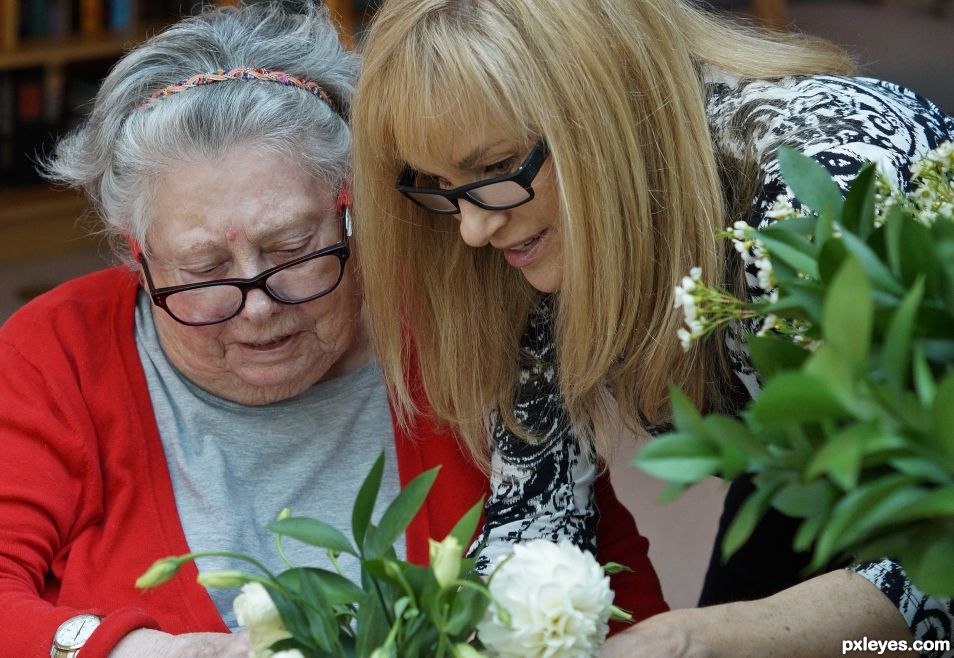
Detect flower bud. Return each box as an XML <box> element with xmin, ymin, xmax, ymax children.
<box><xmin>135</xmin><ymin>557</ymin><xmax>183</xmax><ymax>589</ymax></box>
<box><xmin>197</xmin><ymin>570</ymin><xmax>251</xmax><ymax>589</ymax></box>
<box><xmin>453</xmin><ymin>643</ymin><xmax>487</xmax><ymax>658</ymax></box>
<box><xmin>428</xmin><ymin>536</ymin><xmax>463</xmax><ymax>588</ymax></box>
<box><xmin>276</xmin><ymin>507</ymin><xmax>292</xmax><ymax>521</ymax></box>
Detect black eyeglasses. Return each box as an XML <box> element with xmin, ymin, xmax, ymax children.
<box><xmin>140</xmin><ymin>212</ymin><xmax>352</xmax><ymax>326</ymax></box>
<box><xmin>396</xmin><ymin>141</ymin><xmax>550</xmax><ymax>214</ymax></box>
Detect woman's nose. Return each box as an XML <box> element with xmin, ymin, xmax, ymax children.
<box><xmin>241</xmin><ymin>287</ymin><xmax>282</xmax><ymax>322</ymax></box>
<box><xmin>457</xmin><ymin>200</ymin><xmax>508</xmax><ymax>248</ymax></box>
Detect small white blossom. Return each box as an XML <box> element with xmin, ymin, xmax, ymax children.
<box><xmin>733</xmin><ymin>239</ymin><xmax>749</xmax><ymax>255</ymax></box>
<box><xmin>689</xmin><ymin>266</ymin><xmax>702</xmax><ymax>281</ymax></box>
<box><xmin>677</xmin><ymin>328</ymin><xmax>692</xmax><ymax>351</ymax></box>
<box><xmin>234</xmin><ymin>582</ymin><xmax>293</xmax><ymax>658</ymax></box>
<box><xmin>756</xmin><ymin>314</ymin><xmax>778</xmax><ymax>337</ymax></box>
<box><xmin>673</xmin><ymin>286</ymin><xmax>685</xmax><ymax>308</ymax></box>
<box><xmin>682</xmin><ymin>297</ymin><xmax>697</xmax><ymax>323</ymax></box>
<box><xmin>732</xmin><ymin>221</ymin><xmax>749</xmax><ymax>240</ymax></box>
<box><xmin>680</xmin><ymin>276</ymin><xmax>696</xmax><ymax>293</ymax></box>
<box><xmin>478</xmin><ymin>540</ymin><xmax>614</xmax><ymax>658</ymax></box>
<box><xmin>765</xmin><ymin>199</ymin><xmax>795</xmax><ymax>220</ymax></box>
<box><xmin>755</xmin><ymin>258</ymin><xmax>774</xmax><ymax>291</ymax></box>
<box><xmin>272</xmin><ymin>651</ymin><xmax>306</xmax><ymax>658</ymax></box>
<box><xmin>918</xmin><ymin>209</ymin><xmax>938</xmax><ymax>225</ymax></box>
<box><xmin>939</xmin><ymin>203</ymin><xmax>954</xmax><ymax>219</ymax></box>
<box><xmin>913</xmin><ymin>185</ymin><xmax>936</xmax><ymax>205</ymax></box>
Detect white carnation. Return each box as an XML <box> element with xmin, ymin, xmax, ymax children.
<box><xmin>233</xmin><ymin>581</ymin><xmax>293</xmax><ymax>658</ymax></box>
<box><xmin>478</xmin><ymin>539</ymin><xmax>613</xmax><ymax>658</ymax></box>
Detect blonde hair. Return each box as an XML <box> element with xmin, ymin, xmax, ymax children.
<box><xmin>353</xmin><ymin>0</ymin><xmax>855</xmax><ymax>466</ymax></box>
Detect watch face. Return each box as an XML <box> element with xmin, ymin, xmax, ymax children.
<box><xmin>54</xmin><ymin>614</ymin><xmax>101</xmax><ymax>650</ymax></box>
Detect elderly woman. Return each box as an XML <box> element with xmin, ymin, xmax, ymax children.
<box><xmin>0</xmin><ymin>4</ymin><xmax>663</xmax><ymax>657</ymax></box>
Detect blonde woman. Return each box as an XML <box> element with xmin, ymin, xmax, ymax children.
<box><xmin>352</xmin><ymin>0</ymin><xmax>954</xmax><ymax>655</ymax></box>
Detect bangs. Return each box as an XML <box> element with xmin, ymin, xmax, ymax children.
<box><xmin>368</xmin><ymin>11</ymin><xmax>535</xmax><ymax>169</ymax></box>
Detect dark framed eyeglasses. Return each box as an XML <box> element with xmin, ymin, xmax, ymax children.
<box><xmin>140</xmin><ymin>211</ymin><xmax>352</xmax><ymax>326</ymax></box>
<box><xmin>396</xmin><ymin>141</ymin><xmax>550</xmax><ymax>214</ymax></box>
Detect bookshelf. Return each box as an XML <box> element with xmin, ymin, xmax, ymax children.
<box><xmin>0</xmin><ymin>0</ymin><xmax>363</xmax><ymax>267</ymax></box>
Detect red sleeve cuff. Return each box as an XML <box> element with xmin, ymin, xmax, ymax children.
<box><xmin>79</xmin><ymin>607</ymin><xmax>161</xmax><ymax>658</ymax></box>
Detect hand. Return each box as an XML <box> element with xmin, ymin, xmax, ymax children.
<box><xmin>601</xmin><ymin>611</ymin><xmax>716</xmax><ymax>658</ymax></box>
<box><xmin>109</xmin><ymin>628</ymin><xmax>250</xmax><ymax>658</ymax></box>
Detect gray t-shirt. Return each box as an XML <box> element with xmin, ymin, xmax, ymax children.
<box><xmin>134</xmin><ymin>292</ymin><xmax>402</xmax><ymax>629</ymax></box>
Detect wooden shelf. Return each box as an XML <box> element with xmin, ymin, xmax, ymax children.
<box><xmin>0</xmin><ymin>186</ymin><xmax>98</xmax><ymax>265</ymax></box>
<box><xmin>0</xmin><ymin>27</ymin><xmax>165</xmax><ymax>71</ymax></box>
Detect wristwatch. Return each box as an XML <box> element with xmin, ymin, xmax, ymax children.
<box><xmin>51</xmin><ymin>614</ymin><xmax>102</xmax><ymax>658</ymax></box>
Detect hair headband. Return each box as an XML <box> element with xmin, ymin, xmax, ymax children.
<box><xmin>140</xmin><ymin>66</ymin><xmax>341</xmax><ymax>116</ymax></box>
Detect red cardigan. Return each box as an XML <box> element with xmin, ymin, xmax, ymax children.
<box><xmin>0</xmin><ymin>267</ymin><xmax>666</xmax><ymax>657</ymax></box>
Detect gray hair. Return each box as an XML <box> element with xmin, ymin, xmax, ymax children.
<box><xmin>42</xmin><ymin>1</ymin><xmax>357</xmax><ymax>265</ymax></box>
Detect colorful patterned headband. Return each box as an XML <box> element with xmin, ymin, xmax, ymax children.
<box><xmin>140</xmin><ymin>66</ymin><xmax>341</xmax><ymax>116</ymax></box>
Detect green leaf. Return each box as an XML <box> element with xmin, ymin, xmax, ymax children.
<box><xmin>777</xmin><ymin>147</ymin><xmax>845</xmax><ymax>223</ymax></box>
<box><xmin>669</xmin><ymin>385</ymin><xmax>709</xmax><ymax>437</ymax></box>
<box><xmin>883</xmin><ymin>484</ymin><xmax>954</xmax><ymax>524</ymax></box>
<box><xmin>704</xmin><ymin>414</ymin><xmax>763</xmax><ymax>478</ymax></box>
<box><xmin>656</xmin><ymin>480</ymin><xmax>691</xmax><ymax>503</ymax></box>
<box><xmin>365</xmin><ymin>467</ymin><xmax>440</xmax><ymax>559</ymax></box>
<box><xmin>773</xmin><ymin>479</ymin><xmax>837</xmax><ymax>519</ymax></box>
<box><xmin>841</xmin><ymin>162</ymin><xmax>877</xmax><ymax>239</ymax></box>
<box><xmin>793</xmin><ymin>509</ymin><xmax>831</xmax><ymax>553</ymax></box>
<box><xmin>355</xmin><ymin>589</ymin><xmax>390</xmax><ymax>658</ymax></box>
<box><xmin>603</xmin><ymin>562</ymin><xmax>635</xmax><ymax>574</ymax></box>
<box><xmin>821</xmin><ymin>256</ymin><xmax>872</xmax><ymax>372</ymax></box>
<box><xmin>913</xmin><ymin>345</ymin><xmax>936</xmax><ymax>406</ymax></box>
<box><xmin>277</xmin><ymin>567</ymin><xmax>364</xmax><ymax>607</ymax></box>
<box><xmin>446</xmin><ymin>498</ymin><xmax>484</xmax><ymax>550</ymax></box>
<box><xmin>882</xmin><ymin>276</ymin><xmax>924</xmax><ymax>396</ymax></box>
<box><xmin>443</xmin><ymin>582</ymin><xmax>491</xmax><ymax>637</ymax></box>
<box><xmin>805</xmin><ymin>422</ymin><xmax>867</xmax><ymax>490</ymax></box>
<box><xmin>931</xmin><ymin>372</ymin><xmax>954</xmax><ymax>460</ymax></box>
<box><xmin>269</xmin><ymin>518</ymin><xmax>357</xmax><ymax>557</ymax></box>
<box><xmin>754</xmin><ymin>233</ymin><xmax>820</xmax><ymax>280</ymax></box>
<box><xmin>721</xmin><ymin>480</ymin><xmax>784</xmax><ymax>560</ymax></box>
<box><xmin>840</xmin><ymin>231</ymin><xmax>906</xmax><ymax>297</ymax></box>
<box><xmin>811</xmin><ymin>475</ymin><xmax>919</xmax><ymax>570</ymax></box>
<box><xmin>632</xmin><ymin>433</ymin><xmax>722</xmax><ymax>483</ymax></box>
<box><xmin>751</xmin><ymin>372</ymin><xmax>851</xmax><ymax>429</ymax></box>
<box><xmin>817</xmin><ymin>239</ymin><xmax>848</xmax><ymax>284</ymax></box>
<box><xmin>746</xmin><ymin>334</ymin><xmax>809</xmax><ymax>381</ymax></box>
<box><xmin>897</xmin><ymin>218</ymin><xmax>938</xmax><ymax>290</ymax></box>
<box><xmin>803</xmin><ymin>344</ymin><xmax>857</xmax><ymax>408</ymax></box>
<box><xmin>353</xmin><ymin>453</ymin><xmax>385</xmax><ymax>550</ymax></box>
<box><xmin>903</xmin><ymin>530</ymin><xmax>954</xmax><ymax>597</ymax></box>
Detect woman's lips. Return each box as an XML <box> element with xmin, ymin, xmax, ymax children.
<box><xmin>502</xmin><ymin>229</ymin><xmax>549</xmax><ymax>269</ymax></box>
<box><xmin>235</xmin><ymin>332</ymin><xmax>299</xmax><ymax>355</ymax></box>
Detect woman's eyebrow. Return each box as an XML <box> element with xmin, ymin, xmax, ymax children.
<box><xmin>456</xmin><ymin>140</ymin><xmax>509</xmax><ymax>169</ymax></box>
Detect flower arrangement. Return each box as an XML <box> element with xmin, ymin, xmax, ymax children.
<box><xmin>137</xmin><ymin>454</ymin><xmax>630</xmax><ymax>657</ymax></box>
<box><xmin>637</xmin><ymin>142</ymin><xmax>954</xmax><ymax>597</ymax></box>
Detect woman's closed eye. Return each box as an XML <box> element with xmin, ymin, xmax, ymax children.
<box><xmin>483</xmin><ymin>156</ymin><xmax>517</xmax><ymax>178</ymax></box>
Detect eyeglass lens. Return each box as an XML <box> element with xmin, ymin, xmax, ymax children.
<box><xmin>163</xmin><ymin>253</ymin><xmax>343</xmax><ymax>324</ymax></box>
<box><xmin>407</xmin><ymin>180</ymin><xmax>532</xmax><ymax>212</ymax></box>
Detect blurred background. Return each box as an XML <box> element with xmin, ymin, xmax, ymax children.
<box><xmin>0</xmin><ymin>0</ymin><xmax>950</xmax><ymax>609</ymax></box>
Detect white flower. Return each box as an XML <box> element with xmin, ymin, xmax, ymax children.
<box><xmin>677</xmin><ymin>328</ymin><xmax>692</xmax><ymax>351</ymax></box>
<box><xmin>756</xmin><ymin>314</ymin><xmax>777</xmax><ymax>337</ymax></box>
<box><xmin>272</xmin><ymin>651</ymin><xmax>306</xmax><ymax>658</ymax></box>
<box><xmin>682</xmin><ymin>297</ymin><xmax>697</xmax><ymax>323</ymax></box>
<box><xmin>234</xmin><ymin>582</ymin><xmax>293</xmax><ymax>658</ymax></box>
<box><xmin>765</xmin><ymin>199</ymin><xmax>795</xmax><ymax>220</ymax></box>
<box><xmin>673</xmin><ymin>285</ymin><xmax>685</xmax><ymax>308</ymax></box>
<box><xmin>731</xmin><ymin>221</ymin><xmax>749</xmax><ymax>240</ymax></box>
<box><xmin>680</xmin><ymin>276</ymin><xmax>696</xmax><ymax>293</ymax></box>
<box><xmin>689</xmin><ymin>266</ymin><xmax>702</xmax><ymax>281</ymax></box>
<box><xmin>478</xmin><ymin>539</ymin><xmax>614</xmax><ymax>658</ymax></box>
<box><xmin>755</xmin><ymin>258</ymin><xmax>774</xmax><ymax>291</ymax></box>
<box><xmin>913</xmin><ymin>185</ymin><xmax>936</xmax><ymax>205</ymax></box>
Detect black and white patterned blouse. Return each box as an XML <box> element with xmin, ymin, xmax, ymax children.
<box><xmin>474</xmin><ymin>72</ymin><xmax>954</xmax><ymax>655</ymax></box>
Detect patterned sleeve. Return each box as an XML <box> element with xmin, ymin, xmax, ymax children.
<box><xmin>468</xmin><ymin>299</ymin><xmax>599</xmax><ymax>573</ymax></box>
<box><xmin>707</xmin><ymin>74</ymin><xmax>954</xmax><ymax>654</ymax></box>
